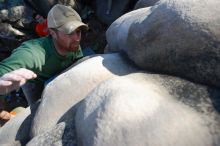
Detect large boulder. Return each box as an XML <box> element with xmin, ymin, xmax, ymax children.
<box><xmin>27</xmin><ymin>54</ymin><xmax>220</xmax><ymax>145</ymax></box>
<box><xmin>1</xmin><ymin>0</ymin><xmax>220</xmax><ymax>145</ymax></box>
<box><xmin>0</xmin><ymin>107</ymin><xmax>31</xmax><ymax>144</ymax></box>
<box><xmin>1</xmin><ymin>52</ymin><xmax>220</xmax><ymax>145</ymax></box>
<box><xmin>76</xmin><ymin>73</ymin><xmax>220</xmax><ymax>146</ymax></box>
<box><xmin>106</xmin><ymin>0</ymin><xmax>220</xmax><ymax>88</ymax></box>
<box><xmin>0</xmin><ymin>101</ymin><xmax>39</xmax><ymax>144</ymax></box>
<box><xmin>0</xmin><ymin>0</ymin><xmax>34</xmax><ymax>60</ymax></box>
<box><xmin>30</xmin><ymin>53</ymin><xmax>137</xmax><ymax>137</ymax></box>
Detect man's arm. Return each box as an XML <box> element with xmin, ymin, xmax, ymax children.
<box><xmin>0</xmin><ymin>68</ymin><xmax>37</xmax><ymax>95</ymax></box>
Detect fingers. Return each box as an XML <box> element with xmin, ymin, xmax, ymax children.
<box><xmin>0</xmin><ymin>110</ymin><xmax>12</xmax><ymax>121</ymax></box>
<box><xmin>2</xmin><ymin>68</ymin><xmax>37</xmax><ymax>82</ymax></box>
<box><xmin>1</xmin><ymin>68</ymin><xmax>37</xmax><ymax>85</ymax></box>
<box><xmin>13</xmin><ymin>68</ymin><xmax>37</xmax><ymax>79</ymax></box>
<box><xmin>0</xmin><ymin>68</ymin><xmax>37</xmax><ymax>95</ymax></box>
<box><xmin>0</xmin><ymin>79</ymin><xmax>12</xmax><ymax>86</ymax></box>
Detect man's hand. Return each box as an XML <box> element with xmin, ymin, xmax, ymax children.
<box><xmin>0</xmin><ymin>110</ymin><xmax>14</xmax><ymax>121</ymax></box>
<box><xmin>0</xmin><ymin>68</ymin><xmax>37</xmax><ymax>95</ymax></box>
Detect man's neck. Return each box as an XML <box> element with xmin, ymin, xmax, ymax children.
<box><xmin>52</xmin><ymin>39</ymin><xmax>68</xmax><ymax>56</ymax></box>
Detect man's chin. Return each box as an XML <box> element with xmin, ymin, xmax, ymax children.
<box><xmin>70</xmin><ymin>46</ymin><xmax>79</xmax><ymax>52</ymax></box>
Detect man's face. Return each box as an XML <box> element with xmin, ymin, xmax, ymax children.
<box><xmin>53</xmin><ymin>28</ymin><xmax>82</xmax><ymax>53</ymax></box>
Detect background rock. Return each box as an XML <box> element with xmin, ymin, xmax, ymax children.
<box><xmin>0</xmin><ymin>0</ymin><xmax>35</xmax><ymax>61</ymax></box>
<box><xmin>134</xmin><ymin>0</ymin><xmax>160</xmax><ymax>9</ymax></box>
<box><xmin>106</xmin><ymin>0</ymin><xmax>220</xmax><ymax>88</ymax></box>
<box><xmin>95</xmin><ymin>0</ymin><xmax>138</xmax><ymax>25</ymax></box>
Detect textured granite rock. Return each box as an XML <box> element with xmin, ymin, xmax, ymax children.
<box><xmin>134</xmin><ymin>0</ymin><xmax>160</xmax><ymax>9</ymax></box>
<box><xmin>30</xmin><ymin>53</ymin><xmax>137</xmax><ymax>137</ymax></box>
<box><xmin>106</xmin><ymin>0</ymin><xmax>220</xmax><ymax>88</ymax></box>
<box><xmin>76</xmin><ymin>73</ymin><xmax>220</xmax><ymax>146</ymax></box>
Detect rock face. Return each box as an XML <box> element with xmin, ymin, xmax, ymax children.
<box><xmin>0</xmin><ymin>102</ymin><xmax>39</xmax><ymax>144</ymax></box>
<box><xmin>26</xmin><ymin>122</ymin><xmax>65</xmax><ymax>146</ymax></box>
<box><xmin>0</xmin><ymin>107</ymin><xmax>31</xmax><ymax>144</ymax></box>
<box><xmin>95</xmin><ymin>0</ymin><xmax>138</xmax><ymax>25</ymax></box>
<box><xmin>0</xmin><ymin>0</ymin><xmax>34</xmax><ymax>60</ymax></box>
<box><xmin>106</xmin><ymin>0</ymin><xmax>220</xmax><ymax>88</ymax></box>
<box><xmin>25</xmin><ymin>0</ymin><xmax>81</xmax><ymax>18</ymax></box>
<box><xmin>30</xmin><ymin>54</ymin><xmax>137</xmax><ymax>137</ymax></box>
<box><xmin>1</xmin><ymin>0</ymin><xmax>220</xmax><ymax>145</ymax></box>
<box><xmin>1</xmin><ymin>53</ymin><xmax>219</xmax><ymax>145</ymax></box>
<box><xmin>134</xmin><ymin>0</ymin><xmax>160</xmax><ymax>9</ymax></box>
<box><xmin>76</xmin><ymin>73</ymin><xmax>220</xmax><ymax>146</ymax></box>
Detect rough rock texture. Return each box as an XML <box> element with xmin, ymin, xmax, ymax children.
<box><xmin>0</xmin><ymin>141</ymin><xmax>21</xmax><ymax>146</ymax></box>
<box><xmin>0</xmin><ymin>0</ymin><xmax>33</xmax><ymax>22</ymax></box>
<box><xmin>26</xmin><ymin>122</ymin><xmax>65</xmax><ymax>146</ymax></box>
<box><xmin>106</xmin><ymin>0</ymin><xmax>220</xmax><ymax>88</ymax></box>
<box><xmin>0</xmin><ymin>110</ymin><xmax>30</xmax><ymax>144</ymax></box>
<box><xmin>30</xmin><ymin>53</ymin><xmax>137</xmax><ymax>137</ymax></box>
<box><xmin>1</xmin><ymin>0</ymin><xmax>220</xmax><ymax>145</ymax></box>
<box><xmin>134</xmin><ymin>0</ymin><xmax>160</xmax><ymax>9</ymax></box>
<box><xmin>75</xmin><ymin>73</ymin><xmax>220</xmax><ymax>146</ymax></box>
<box><xmin>0</xmin><ymin>0</ymin><xmax>35</xmax><ymax>60</ymax></box>
<box><xmin>1</xmin><ymin>54</ymin><xmax>220</xmax><ymax>145</ymax></box>
<box><xmin>25</xmin><ymin>0</ymin><xmax>81</xmax><ymax>18</ymax></box>
<box><xmin>0</xmin><ymin>102</ymin><xmax>39</xmax><ymax>144</ymax></box>
<box><xmin>95</xmin><ymin>0</ymin><xmax>138</xmax><ymax>25</ymax></box>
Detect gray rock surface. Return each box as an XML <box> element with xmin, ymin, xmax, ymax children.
<box><xmin>26</xmin><ymin>122</ymin><xmax>65</xmax><ymax>146</ymax></box>
<box><xmin>1</xmin><ymin>0</ymin><xmax>220</xmax><ymax>145</ymax></box>
<box><xmin>0</xmin><ymin>102</ymin><xmax>39</xmax><ymax>144</ymax></box>
<box><xmin>134</xmin><ymin>0</ymin><xmax>160</xmax><ymax>9</ymax></box>
<box><xmin>0</xmin><ymin>108</ymin><xmax>30</xmax><ymax>144</ymax></box>
<box><xmin>95</xmin><ymin>0</ymin><xmax>138</xmax><ymax>25</ymax></box>
<box><xmin>30</xmin><ymin>53</ymin><xmax>137</xmax><ymax>137</ymax></box>
<box><xmin>76</xmin><ymin>73</ymin><xmax>220</xmax><ymax>146</ymax></box>
<box><xmin>106</xmin><ymin>0</ymin><xmax>220</xmax><ymax>88</ymax></box>
<box><xmin>1</xmin><ymin>52</ymin><xmax>220</xmax><ymax>145</ymax></box>
<box><xmin>1</xmin><ymin>141</ymin><xmax>21</xmax><ymax>146</ymax></box>
<box><xmin>0</xmin><ymin>0</ymin><xmax>34</xmax><ymax>60</ymax></box>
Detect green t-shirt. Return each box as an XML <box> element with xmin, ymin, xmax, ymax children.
<box><xmin>0</xmin><ymin>36</ymin><xmax>83</xmax><ymax>84</ymax></box>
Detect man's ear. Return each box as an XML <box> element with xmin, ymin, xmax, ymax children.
<box><xmin>48</xmin><ymin>28</ymin><xmax>56</xmax><ymax>38</ymax></box>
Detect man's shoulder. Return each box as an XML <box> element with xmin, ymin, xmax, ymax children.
<box><xmin>22</xmin><ymin>36</ymin><xmax>51</xmax><ymax>46</ymax></box>
<box><xmin>17</xmin><ymin>36</ymin><xmax>53</xmax><ymax>53</ymax></box>
<box><xmin>10</xmin><ymin>37</ymin><xmax>52</xmax><ymax>57</ymax></box>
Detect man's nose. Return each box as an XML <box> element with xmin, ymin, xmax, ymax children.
<box><xmin>71</xmin><ymin>33</ymin><xmax>81</xmax><ymax>41</ymax></box>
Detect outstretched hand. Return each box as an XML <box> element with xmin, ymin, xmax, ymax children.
<box><xmin>0</xmin><ymin>68</ymin><xmax>37</xmax><ymax>95</ymax></box>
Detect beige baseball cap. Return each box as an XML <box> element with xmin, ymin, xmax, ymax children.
<box><xmin>47</xmin><ymin>4</ymin><xmax>88</xmax><ymax>34</ymax></box>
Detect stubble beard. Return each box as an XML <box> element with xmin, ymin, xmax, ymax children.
<box><xmin>70</xmin><ymin>43</ymin><xmax>80</xmax><ymax>52</ymax></box>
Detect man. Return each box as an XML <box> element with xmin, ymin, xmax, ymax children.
<box><xmin>0</xmin><ymin>4</ymin><xmax>88</xmax><ymax>120</ymax></box>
